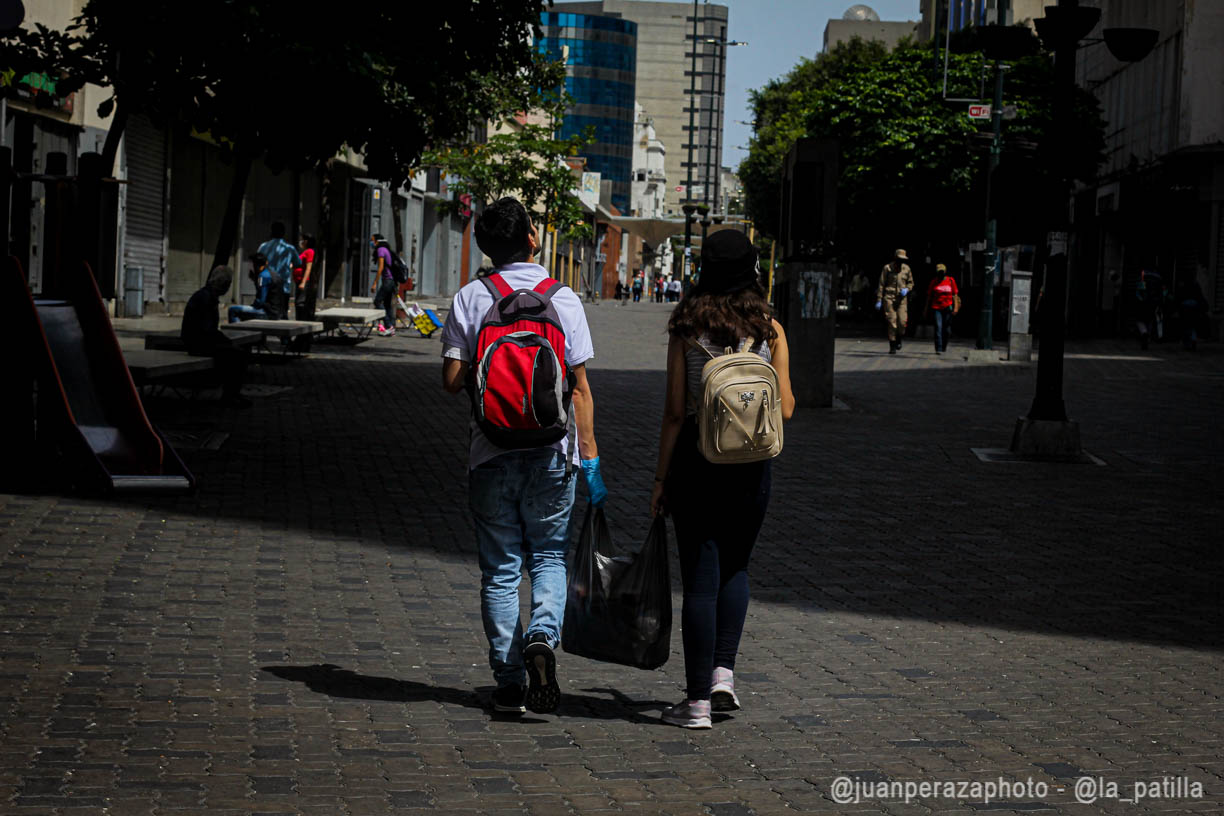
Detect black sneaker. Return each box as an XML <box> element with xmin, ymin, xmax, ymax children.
<box><xmin>523</xmin><ymin>633</ymin><xmax>560</xmax><ymax>714</ymax></box>
<box><xmin>491</xmin><ymin>683</ymin><xmax>525</xmax><ymax>714</ymax></box>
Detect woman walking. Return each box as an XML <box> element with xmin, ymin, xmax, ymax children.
<box><xmin>924</xmin><ymin>263</ymin><xmax>958</xmax><ymax>354</ymax></box>
<box><xmin>649</xmin><ymin>230</ymin><xmax>795</xmax><ymax>729</ymax></box>
<box><xmin>294</xmin><ymin>233</ymin><xmax>317</xmax><ymax>321</ymax></box>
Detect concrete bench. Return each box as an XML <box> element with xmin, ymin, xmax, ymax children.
<box><xmin>124</xmin><ymin>349</ymin><xmax>215</xmax><ymax>387</ymax></box>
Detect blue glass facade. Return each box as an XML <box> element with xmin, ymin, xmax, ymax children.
<box><xmin>950</xmin><ymin>0</ymin><xmax>992</xmax><ymax>32</ymax></box>
<box><xmin>538</xmin><ymin>12</ymin><xmax>637</xmax><ymax>213</ymax></box>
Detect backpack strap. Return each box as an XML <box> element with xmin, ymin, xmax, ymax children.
<box><xmin>482</xmin><ymin>273</ymin><xmax>513</xmax><ymax>299</ymax></box>
<box><xmin>533</xmin><ymin>278</ymin><xmax>563</xmax><ymax>297</ymax></box>
<box><xmin>684</xmin><ymin>336</ymin><xmax>716</xmax><ymax>360</ymax></box>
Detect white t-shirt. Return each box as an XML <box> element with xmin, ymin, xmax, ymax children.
<box><xmin>441</xmin><ymin>263</ymin><xmax>595</xmax><ymax>469</ymax></box>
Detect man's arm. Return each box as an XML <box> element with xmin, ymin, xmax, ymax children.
<box><xmin>442</xmin><ymin>359</ymin><xmax>468</xmax><ymax>394</ymax></box>
<box><xmin>570</xmin><ymin>363</ymin><xmax>597</xmax><ymax>460</ymax></box>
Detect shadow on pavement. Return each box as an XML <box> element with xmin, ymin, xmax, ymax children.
<box><xmin>97</xmin><ymin>348</ymin><xmax>1224</xmax><ymax>654</ymax></box>
<box><xmin>261</xmin><ymin>664</ymin><xmax>668</xmax><ymax>724</ymax></box>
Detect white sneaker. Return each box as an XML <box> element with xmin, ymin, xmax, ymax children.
<box><xmin>711</xmin><ymin>667</ymin><xmax>740</xmax><ymax>712</ymax></box>
<box><xmin>661</xmin><ymin>699</ymin><xmax>711</xmax><ymax>729</ymax></box>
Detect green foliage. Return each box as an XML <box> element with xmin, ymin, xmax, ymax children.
<box><xmin>740</xmin><ymin>35</ymin><xmax>1106</xmax><ymax>263</ymax></box>
<box><xmin>740</xmin><ymin>38</ymin><xmax>889</xmax><ymax>239</ymax></box>
<box><xmin>422</xmin><ymin>56</ymin><xmax>595</xmax><ymax>242</ymax></box>
<box><xmin>5</xmin><ymin>0</ymin><xmax>555</xmax><ymax>186</ymax></box>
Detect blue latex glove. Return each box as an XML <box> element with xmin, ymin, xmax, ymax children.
<box><xmin>875</xmin><ymin>300</ymin><xmax>883</xmax><ymax>310</ymax></box>
<box><xmin>581</xmin><ymin>457</ymin><xmax>607</xmax><ymax>507</ymax></box>
<box><xmin>900</xmin><ymin>287</ymin><xmax>910</xmax><ymax>297</ymax></box>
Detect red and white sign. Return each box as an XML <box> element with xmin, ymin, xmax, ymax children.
<box><xmin>968</xmin><ymin>104</ymin><xmax>992</xmax><ymax>120</ymax></box>
<box><xmin>675</xmin><ymin>186</ymin><xmax>685</xmax><ymax>192</ymax></box>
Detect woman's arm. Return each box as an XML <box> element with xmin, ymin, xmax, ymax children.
<box><xmin>650</xmin><ymin>335</ymin><xmax>688</xmax><ymax>516</ymax></box>
<box><xmin>301</xmin><ymin>256</ymin><xmax>313</xmax><ymax>289</ymax></box>
<box><xmin>768</xmin><ymin>319</ymin><xmax>797</xmax><ymax>421</ymax></box>
<box><xmin>372</xmin><ymin>254</ymin><xmax>384</xmax><ymax>292</ymax></box>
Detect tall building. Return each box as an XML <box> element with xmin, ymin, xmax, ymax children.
<box><xmin>1072</xmin><ymin>0</ymin><xmax>1224</xmax><ymax>338</ymax></box>
<box><xmin>557</xmin><ymin>1</ymin><xmax>731</xmax><ymax>215</ymax></box>
<box><xmin>631</xmin><ymin>103</ymin><xmax>667</xmax><ymax>218</ymax></box>
<box><xmin>824</xmin><ymin>5</ymin><xmax>918</xmax><ymax>52</ymax></box>
<box><xmin>537</xmin><ymin>11</ymin><xmax>638</xmax><ymax>213</ymax></box>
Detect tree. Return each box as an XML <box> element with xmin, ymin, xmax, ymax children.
<box><xmin>739</xmin><ymin>38</ymin><xmax>889</xmax><ymax>241</ymax></box>
<box><xmin>421</xmin><ymin>59</ymin><xmax>595</xmax><ymax>243</ymax></box>
<box><xmin>6</xmin><ymin>1</ymin><xmax>558</xmax><ymax>269</ymax></box>
<box><xmin>739</xmin><ymin>35</ymin><xmax>1106</xmax><ymax>268</ymax></box>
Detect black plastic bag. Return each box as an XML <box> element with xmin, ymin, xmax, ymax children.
<box><xmin>562</xmin><ymin>505</ymin><xmax>672</xmax><ymax>670</ymax></box>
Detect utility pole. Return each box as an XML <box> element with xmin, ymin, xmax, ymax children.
<box><xmin>978</xmin><ymin>60</ymin><xmax>1006</xmax><ymax>350</ymax></box>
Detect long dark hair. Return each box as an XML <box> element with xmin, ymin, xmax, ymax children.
<box><xmin>668</xmin><ymin>283</ymin><xmax>776</xmax><ymax>349</ymax></box>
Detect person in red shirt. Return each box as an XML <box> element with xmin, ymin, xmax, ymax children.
<box><xmin>294</xmin><ymin>233</ymin><xmax>317</xmax><ymax>320</ymax></box>
<box><xmin>924</xmin><ymin>264</ymin><xmax>959</xmax><ymax>354</ymax></box>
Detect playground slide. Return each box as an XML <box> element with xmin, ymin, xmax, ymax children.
<box><xmin>5</xmin><ymin>255</ymin><xmax>194</xmax><ymax>494</ymax></box>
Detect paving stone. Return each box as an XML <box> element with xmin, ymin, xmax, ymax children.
<box><xmin>3</xmin><ymin>309</ymin><xmax>1221</xmax><ymax>815</ymax></box>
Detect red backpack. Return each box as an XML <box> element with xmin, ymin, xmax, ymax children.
<box><xmin>471</xmin><ymin>273</ymin><xmax>575</xmax><ymax>451</ymax></box>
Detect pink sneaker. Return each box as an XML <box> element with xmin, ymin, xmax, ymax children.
<box><xmin>711</xmin><ymin>667</ymin><xmax>740</xmax><ymax>711</ymax></box>
<box><xmin>661</xmin><ymin>699</ymin><xmax>711</xmax><ymax>729</ymax></box>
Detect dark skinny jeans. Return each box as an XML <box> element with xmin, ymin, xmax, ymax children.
<box><xmin>374</xmin><ymin>277</ymin><xmax>397</xmax><ymax>329</ymax></box>
<box><xmin>667</xmin><ymin>420</ymin><xmax>772</xmax><ymax>700</ymax></box>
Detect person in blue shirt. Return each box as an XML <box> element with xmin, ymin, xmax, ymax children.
<box><xmin>257</xmin><ymin>221</ymin><xmax>299</xmax><ymax>319</ymax></box>
<box><xmin>228</xmin><ymin>253</ymin><xmax>282</xmax><ymax>322</ymax></box>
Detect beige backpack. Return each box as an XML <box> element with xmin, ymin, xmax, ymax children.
<box><xmin>687</xmin><ymin>337</ymin><xmax>784</xmax><ymax>464</ymax></box>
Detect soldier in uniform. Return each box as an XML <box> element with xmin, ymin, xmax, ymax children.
<box><xmin>875</xmin><ymin>248</ymin><xmax>915</xmax><ymax>353</ymax></box>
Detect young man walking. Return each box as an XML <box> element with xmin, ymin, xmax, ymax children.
<box><xmin>440</xmin><ymin>197</ymin><xmax>606</xmax><ymax>715</ymax></box>
<box><xmin>257</xmin><ymin>221</ymin><xmax>299</xmax><ymax>320</ymax></box>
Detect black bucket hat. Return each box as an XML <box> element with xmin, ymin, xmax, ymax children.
<box><xmin>696</xmin><ymin>230</ymin><xmax>759</xmax><ymax>295</ymax></box>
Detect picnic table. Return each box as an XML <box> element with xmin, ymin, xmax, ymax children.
<box><xmin>224</xmin><ymin>319</ymin><xmax>325</xmax><ymax>355</ymax></box>
<box><xmin>315</xmin><ymin>307</ymin><xmax>385</xmax><ymax>339</ymax></box>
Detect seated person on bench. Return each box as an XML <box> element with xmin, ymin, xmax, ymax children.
<box><xmin>182</xmin><ymin>265</ymin><xmax>251</xmax><ymax>408</ymax></box>
<box><xmin>227</xmin><ymin>253</ymin><xmax>283</xmax><ymax>322</ymax></box>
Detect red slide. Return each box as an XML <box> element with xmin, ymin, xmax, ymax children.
<box><xmin>5</xmin><ymin>255</ymin><xmax>195</xmax><ymax>494</ymax></box>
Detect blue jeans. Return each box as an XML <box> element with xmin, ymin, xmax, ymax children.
<box><xmin>469</xmin><ymin>448</ymin><xmax>576</xmax><ymax>689</ymax></box>
<box><xmin>228</xmin><ymin>305</ymin><xmax>267</xmax><ymax>323</ymax></box>
<box><xmin>934</xmin><ymin>307</ymin><xmax>953</xmax><ymax>352</ymax></box>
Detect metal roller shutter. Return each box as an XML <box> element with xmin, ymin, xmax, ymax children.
<box><xmin>123</xmin><ymin>115</ymin><xmax>167</xmax><ymax>306</ymax></box>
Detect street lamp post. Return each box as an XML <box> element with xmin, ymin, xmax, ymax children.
<box><xmin>700</xmin><ymin>34</ymin><xmax>747</xmax><ymax>214</ymax></box>
<box><xmin>682</xmin><ymin>0</ymin><xmax>699</xmax><ymax>281</ymax></box>
<box><xmin>1010</xmin><ymin>0</ymin><xmax>1156</xmax><ymax>456</ymax></box>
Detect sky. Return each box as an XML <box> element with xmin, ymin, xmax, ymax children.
<box><xmin>721</xmin><ymin>0</ymin><xmax>918</xmax><ymax>172</ymax></box>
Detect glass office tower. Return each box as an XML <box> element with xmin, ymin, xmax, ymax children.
<box><xmin>538</xmin><ymin>12</ymin><xmax>638</xmax><ymax>213</ymax></box>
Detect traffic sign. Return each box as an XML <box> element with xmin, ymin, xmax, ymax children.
<box><xmin>969</xmin><ymin>104</ymin><xmax>992</xmax><ymax>120</ymax></box>
<box><xmin>675</xmin><ymin>186</ymin><xmax>685</xmax><ymax>192</ymax></box>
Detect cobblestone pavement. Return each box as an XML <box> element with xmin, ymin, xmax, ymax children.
<box><xmin>2</xmin><ymin>301</ymin><xmax>1221</xmax><ymax>815</ymax></box>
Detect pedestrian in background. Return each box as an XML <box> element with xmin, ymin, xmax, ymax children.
<box><xmin>294</xmin><ymin>233</ymin><xmax>317</xmax><ymax>321</ymax></box>
<box><xmin>257</xmin><ymin>221</ymin><xmax>298</xmax><ymax>320</ymax></box>
<box><xmin>667</xmin><ymin>277</ymin><xmax>682</xmax><ymax>302</ymax></box>
<box><xmin>632</xmin><ymin>273</ymin><xmax>644</xmax><ymax>302</ymax></box>
<box><xmin>183</xmin><ymin>265</ymin><xmax>251</xmax><ymax>408</ymax></box>
<box><xmin>924</xmin><ymin>263</ymin><xmax>959</xmax><ymax>355</ymax></box>
<box><xmin>439</xmin><ymin>197</ymin><xmax>604</xmax><ymax>716</ymax></box>
<box><xmin>1175</xmin><ymin>276</ymin><xmax>1207</xmax><ymax>351</ymax></box>
<box><xmin>875</xmin><ymin>249</ymin><xmax>914</xmax><ymax>353</ymax></box>
<box><xmin>228</xmin><ymin>252</ymin><xmax>280</xmax><ymax>322</ymax></box>
<box><xmin>370</xmin><ymin>233</ymin><xmax>397</xmax><ymax>337</ymax></box>
<box><xmin>650</xmin><ymin>230</ymin><xmax>796</xmax><ymax>729</ymax></box>
<box><xmin>849</xmin><ymin>270</ymin><xmax>869</xmax><ymax>315</ymax></box>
